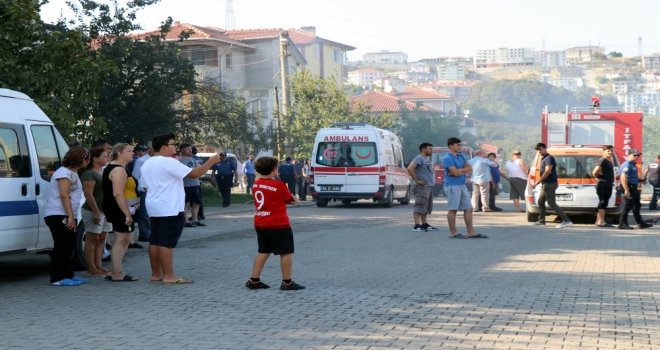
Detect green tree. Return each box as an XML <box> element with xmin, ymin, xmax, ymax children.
<box><xmin>398</xmin><ymin>107</ymin><xmax>460</xmax><ymax>161</ymax></box>
<box><xmin>643</xmin><ymin>117</ymin><xmax>660</xmax><ymax>165</ymax></box>
<box><xmin>181</xmin><ymin>78</ymin><xmax>267</xmax><ymax>158</ymax></box>
<box><xmin>289</xmin><ymin>71</ymin><xmax>395</xmax><ymax>158</ymax></box>
<box><xmin>0</xmin><ymin>0</ymin><xmax>111</xmax><ymax>143</ymax></box>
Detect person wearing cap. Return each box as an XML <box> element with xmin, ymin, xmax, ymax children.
<box><xmin>619</xmin><ymin>149</ymin><xmax>653</xmax><ymax>229</ymax></box>
<box><xmin>505</xmin><ymin>150</ymin><xmax>528</xmax><ymax>212</ymax></box>
<box><xmin>642</xmin><ymin>154</ymin><xmax>660</xmax><ymax>210</ymax></box>
<box><xmin>212</xmin><ymin>152</ymin><xmax>237</xmax><ymax>207</ymax></box>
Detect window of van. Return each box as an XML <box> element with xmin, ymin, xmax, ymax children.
<box><xmin>316</xmin><ymin>142</ymin><xmax>377</xmax><ymax>167</ymax></box>
<box><xmin>0</xmin><ymin>127</ymin><xmax>30</xmax><ymax>177</ymax></box>
<box><xmin>554</xmin><ymin>155</ymin><xmax>619</xmax><ymax>179</ymax></box>
<box><xmin>31</xmin><ymin>125</ymin><xmax>69</xmax><ymax>180</ymax></box>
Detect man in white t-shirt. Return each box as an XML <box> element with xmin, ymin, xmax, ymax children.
<box><xmin>140</xmin><ymin>133</ymin><xmax>220</xmax><ymax>284</ymax></box>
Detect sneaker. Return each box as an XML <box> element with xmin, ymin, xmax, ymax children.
<box><xmin>617</xmin><ymin>223</ymin><xmax>634</xmax><ymax>230</ymax></box>
<box><xmin>639</xmin><ymin>223</ymin><xmax>653</xmax><ymax>229</ymax></box>
<box><xmin>245</xmin><ymin>280</ymin><xmax>270</xmax><ymax>289</ymax></box>
<box><xmin>556</xmin><ymin>220</ymin><xmax>573</xmax><ymax>228</ymax></box>
<box><xmin>193</xmin><ymin>221</ymin><xmax>206</xmax><ymax>227</ymax></box>
<box><xmin>412</xmin><ymin>224</ymin><xmax>426</xmax><ymax>232</ymax></box>
<box><xmin>128</xmin><ymin>242</ymin><xmax>144</xmax><ymax>249</ymax></box>
<box><xmin>71</xmin><ymin>276</ymin><xmax>90</xmax><ymax>284</ymax></box>
<box><xmin>533</xmin><ymin>221</ymin><xmax>546</xmax><ymax>226</ymax></box>
<box><xmin>421</xmin><ymin>223</ymin><xmax>438</xmax><ymax>231</ymax></box>
<box><xmin>280</xmin><ymin>281</ymin><xmax>305</xmax><ymax>291</ymax></box>
<box><xmin>184</xmin><ymin>222</ymin><xmax>195</xmax><ymax>227</ymax></box>
<box><xmin>51</xmin><ymin>278</ymin><xmax>82</xmax><ymax>286</ymax></box>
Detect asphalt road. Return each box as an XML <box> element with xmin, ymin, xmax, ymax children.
<box><xmin>1</xmin><ymin>198</ymin><xmax>659</xmax><ymax>349</ymax></box>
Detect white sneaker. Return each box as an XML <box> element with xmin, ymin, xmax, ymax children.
<box><xmin>556</xmin><ymin>220</ymin><xmax>573</xmax><ymax>228</ymax></box>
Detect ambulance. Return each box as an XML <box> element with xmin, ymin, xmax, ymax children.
<box><xmin>309</xmin><ymin>123</ymin><xmax>411</xmax><ymax>207</ymax></box>
<box><xmin>0</xmin><ymin>89</ymin><xmax>80</xmax><ymax>260</ymax></box>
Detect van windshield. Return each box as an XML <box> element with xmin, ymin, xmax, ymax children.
<box><xmin>554</xmin><ymin>155</ymin><xmax>619</xmax><ymax>179</ymax></box>
<box><xmin>316</xmin><ymin>142</ymin><xmax>377</xmax><ymax>167</ymax></box>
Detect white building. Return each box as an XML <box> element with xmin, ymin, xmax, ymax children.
<box><xmin>565</xmin><ymin>46</ymin><xmax>605</xmax><ymax>64</ymax></box>
<box><xmin>617</xmin><ymin>91</ymin><xmax>660</xmax><ymax>116</ymax></box>
<box><xmin>534</xmin><ymin>51</ymin><xmax>566</xmax><ymax>68</ymax></box>
<box><xmin>612</xmin><ymin>81</ymin><xmax>639</xmax><ymax>94</ymax></box>
<box><xmin>474</xmin><ymin>47</ymin><xmax>535</xmax><ymax>68</ymax></box>
<box><xmin>642</xmin><ymin>54</ymin><xmax>660</xmax><ymax>71</ymax></box>
<box><xmin>347</xmin><ymin>68</ymin><xmax>385</xmax><ymax>88</ymax></box>
<box><xmin>436</xmin><ymin>61</ymin><xmax>466</xmax><ymax>81</ymax></box>
<box><xmin>541</xmin><ymin>75</ymin><xmax>584</xmax><ymax>91</ymax></box>
<box><xmin>363</xmin><ymin>50</ymin><xmax>408</xmax><ymax>65</ymax></box>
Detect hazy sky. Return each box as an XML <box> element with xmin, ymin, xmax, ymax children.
<box><xmin>41</xmin><ymin>0</ymin><xmax>660</xmax><ymax>61</ymax></box>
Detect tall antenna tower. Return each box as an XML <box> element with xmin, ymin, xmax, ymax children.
<box><xmin>225</xmin><ymin>0</ymin><xmax>236</xmax><ymax>29</ymax></box>
<box><xmin>638</xmin><ymin>36</ymin><xmax>643</xmax><ymax>57</ymax></box>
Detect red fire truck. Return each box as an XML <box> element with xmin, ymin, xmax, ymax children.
<box><xmin>541</xmin><ymin>102</ymin><xmax>643</xmax><ymax>162</ymax></box>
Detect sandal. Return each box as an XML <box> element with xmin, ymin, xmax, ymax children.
<box><xmin>163</xmin><ymin>278</ymin><xmax>194</xmax><ymax>285</ymax></box>
<box><xmin>468</xmin><ymin>234</ymin><xmax>489</xmax><ymax>238</ymax></box>
<box><xmin>111</xmin><ymin>275</ymin><xmax>139</xmax><ymax>282</ymax></box>
<box><xmin>450</xmin><ymin>234</ymin><xmax>467</xmax><ymax>239</ymax></box>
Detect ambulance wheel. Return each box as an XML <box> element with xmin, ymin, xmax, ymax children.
<box><xmin>341</xmin><ymin>199</ymin><xmax>352</xmax><ymax>205</ymax></box>
<box><xmin>73</xmin><ymin>221</ymin><xmax>87</xmax><ymax>271</ymax></box>
<box><xmin>526</xmin><ymin>211</ymin><xmax>539</xmax><ymax>223</ymax></box>
<box><xmin>399</xmin><ymin>187</ymin><xmax>411</xmax><ymax>205</ymax></box>
<box><xmin>316</xmin><ymin>199</ymin><xmax>329</xmax><ymax>208</ymax></box>
<box><xmin>381</xmin><ymin>188</ymin><xmax>394</xmax><ymax>208</ymax></box>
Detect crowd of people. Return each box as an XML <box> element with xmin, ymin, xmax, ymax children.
<box><xmin>408</xmin><ymin>137</ymin><xmax>657</xmax><ymax>236</ymax></box>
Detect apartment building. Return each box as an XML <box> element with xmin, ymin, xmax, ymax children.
<box><xmin>642</xmin><ymin>54</ymin><xmax>660</xmax><ymax>71</ymax></box>
<box><xmin>363</xmin><ymin>50</ymin><xmax>408</xmax><ymax>65</ymax></box>
<box><xmin>436</xmin><ymin>61</ymin><xmax>466</xmax><ymax>81</ymax></box>
<box><xmin>473</xmin><ymin>47</ymin><xmax>535</xmax><ymax>68</ymax></box>
<box><xmin>348</xmin><ymin>68</ymin><xmax>384</xmax><ymax>88</ymax></box>
<box><xmin>565</xmin><ymin>46</ymin><xmax>605</xmax><ymax>64</ymax></box>
<box><xmin>534</xmin><ymin>51</ymin><xmax>567</xmax><ymax>68</ymax></box>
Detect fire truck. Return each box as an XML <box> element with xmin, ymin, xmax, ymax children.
<box><xmin>541</xmin><ymin>97</ymin><xmax>644</xmax><ymax>162</ymax></box>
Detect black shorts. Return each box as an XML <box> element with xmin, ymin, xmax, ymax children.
<box><xmin>149</xmin><ymin>213</ymin><xmax>185</xmax><ymax>248</ymax></box>
<box><xmin>256</xmin><ymin>227</ymin><xmax>294</xmax><ymax>255</ymax></box>
<box><xmin>107</xmin><ymin>215</ymin><xmax>134</xmax><ymax>233</ymax></box>
<box><xmin>184</xmin><ymin>186</ymin><xmax>202</xmax><ymax>204</ymax></box>
<box><xmin>596</xmin><ymin>181</ymin><xmax>613</xmax><ymax>210</ymax></box>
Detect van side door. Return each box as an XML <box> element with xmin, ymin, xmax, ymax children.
<box><xmin>26</xmin><ymin>123</ymin><xmax>69</xmax><ymax>249</ymax></box>
<box><xmin>0</xmin><ymin>123</ymin><xmax>39</xmax><ymax>253</ymax></box>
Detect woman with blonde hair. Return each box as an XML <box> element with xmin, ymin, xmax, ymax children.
<box><xmin>102</xmin><ymin>143</ymin><xmax>139</xmax><ymax>281</ymax></box>
<box><xmin>80</xmin><ymin>147</ymin><xmax>111</xmax><ymax>276</ymax></box>
<box><xmin>44</xmin><ymin>146</ymin><xmax>90</xmax><ymax>286</ymax></box>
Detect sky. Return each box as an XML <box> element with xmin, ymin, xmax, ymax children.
<box><xmin>40</xmin><ymin>0</ymin><xmax>660</xmax><ymax>62</ymax></box>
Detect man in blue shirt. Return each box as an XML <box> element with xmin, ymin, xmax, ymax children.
<box><xmin>442</xmin><ymin>137</ymin><xmax>486</xmax><ymax>238</ymax></box>
<box><xmin>243</xmin><ymin>155</ymin><xmax>256</xmax><ymax>195</ymax></box>
<box><xmin>619</xmin><ymin>149</ymin><xmax>652</xmax><ymax>229</ymax></box>
<box><xmin>212</xmin><ymin>152</ymin><xmax>237</xmax><ymax>207</ymax></box>
<box><xmin>530</xmin><ymin>143</ymin><xmax>572</xmax><ymax>228</ymax></box>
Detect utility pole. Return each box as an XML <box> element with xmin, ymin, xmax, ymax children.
<box><xmin>274</xmin><ymin>86</ymin><xmax>282</xmax><ymax>160</ymax></box>
<box><xmin>278</xmin><ymin>31</ymin><xmax>290</xmax><ymax>155</ymax></box>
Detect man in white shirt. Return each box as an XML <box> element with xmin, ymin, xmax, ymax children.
<box><xmin>140</xmin><ymin>133</ymin><xmax>220</xmax><ymax>284</ymax></box>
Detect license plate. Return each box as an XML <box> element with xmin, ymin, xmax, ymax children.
<box><xmin>556</xmin><ymin>194</ymin><xmax>573</xmax><ymax>201</ymax></box>
<box><xmin>320</xmin><ymin>185</ymin><xmax>342</xmax><ymax>191</ymax></box>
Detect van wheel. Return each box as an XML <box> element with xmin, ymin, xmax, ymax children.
<box><xmin>526</xmin><ymin>211</ymin><xmax>539</xmax><ymax>223</ymax></box>
<box><xmin>316</xmin><ymin>199</ymin><xmax>329</xmax><ymax>208</ymax></box>
<box><xmin>399</xmin><ymin>186</ymin><xmax>411</xmax><ymax>205</ymax></box>
<box><xmin>341</xmin><ymin>199</ymin><xmax>352</xmax><ymax>205</ymax></box>
<box><xmin>73</xmin><ymin>221</ymin><xmax>87</xmax><ymax>271</ymax></box>
<box><xmin>381</xmin><ymin>188</ymin><xmax>394</xmax><ymax>208</ymax></box>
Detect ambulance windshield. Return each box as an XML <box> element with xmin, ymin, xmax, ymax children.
<box><xmin>316</xmin><ymin>142</ymin><xmax>377</xmax><ymax>167</ymax></box>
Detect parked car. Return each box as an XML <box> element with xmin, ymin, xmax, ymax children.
<box><xmin>525</xmin><ymin>145</ymin><xmax>623</xmax><ymax>222</ymax></box>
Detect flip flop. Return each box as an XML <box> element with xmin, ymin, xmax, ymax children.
<box><xmin>111</xmin><ymin>275</ymin><xmax>139</xmax><ymax>282</ymax></box>
<box><xmin>468</xmin><ymin>234</ymin><xmax>489</xmax><ymax>239</ymax></box>
<box><xmin>450</xmin><ymin>234</ymin><xmax>467</xmax><ymax>239</ymax></box>
<box><xmin>163</xmin><ymin>278</ymin><xmax>194</xmax><ymax>285</ymax></box>
<box><xmin>149</xmin><ymin>278</ymin><xmax>163</xmax><ymax>282</ymax></box>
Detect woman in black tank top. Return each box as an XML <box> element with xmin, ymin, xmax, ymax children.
<box><xmin>102</xmin><ymin>143</ymin><xmax>139</xmax><ymax>282</ymax></box>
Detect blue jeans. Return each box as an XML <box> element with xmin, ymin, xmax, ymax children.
<box><xmin>246</xmin><ymin>174</ymin><xmax>256</xmax><ymax>194</ymax></box>
<box><xmin>650</xmin><ymin>185</ymin><xmax>659</xmax><ymax>210</ymax></box>
<box><xmin>137</xmin><ymin>191</ymin><xmax>151</xmax><ymax>239</ymax></box>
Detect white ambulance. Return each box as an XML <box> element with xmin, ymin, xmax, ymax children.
<box><xmin>0</xmin><ymin>89</ymin><xmax>78</xmax><ymax>259</ymax></box>
<box><xmin>310</xmin><ymin>123</ymin><xmax>411</xmax><ymax>207</ymax></box>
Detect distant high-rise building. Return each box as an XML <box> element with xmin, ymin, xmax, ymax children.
<box><xmin>473</xmin><ymin>47</ymin><xmax>535</xmax><ymax>68</ymax></box>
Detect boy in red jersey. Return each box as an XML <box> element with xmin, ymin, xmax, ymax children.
<box><xmin>245</xmin><ymin>157</ymin><xmax>305</xmax><ymax>291</ymax></box>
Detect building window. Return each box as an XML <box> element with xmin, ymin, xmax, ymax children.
<box><xmin>225</xmin><ymin>53</ymin><xmax>232</xmax><ymax>70</ymax></box>
<box><xmin>315</xmin><ymin>46</ymin><xmax>321</xmax><ymax>60</ymax></box>
<box><xmin>180</xmin><ymin>46</ymin><xmax>218</xmax><ymax>66</ymax></box>
<box><xmin>333</xmin><ymin>48</ymin><xmax>343</xmax><ymax>64</ymax></box>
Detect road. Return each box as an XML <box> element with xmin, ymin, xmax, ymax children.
<box><xmin>1</xmin><ymin>198</ymin><xmax>659</xmax><ymax>349</ymax></box>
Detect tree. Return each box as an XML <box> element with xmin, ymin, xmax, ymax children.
<box><xmin>608</xmin><ymin>51</ymin><xmax>623</xmax><ymax>58</ymax></box>
<box><xmin>180</xmin><ymin>78</ymin><xmax>267</xmax><ymax>158</ymax></box>
<box><xmin>0</xmin><ymin>0</ymin><xmax>111</xmax><ymax>143</ymax></box>
<box><xmin>643</xmin><ymin>117</ymin><xmax>660</xmax><ymax>164</ymax></box>
<box><xmin>398</xmin><ymin>107</ymin><xmax>459</xmax><ymax>161</ymax></box>
<box><xmin>288</xmin><ymin>71</ymin><xmax>395</xmax><ymax>159</ymax></box>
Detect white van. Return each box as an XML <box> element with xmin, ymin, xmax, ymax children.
<box><xmin>0</xmin><ymin>89</ymin><xmax>75</xmax><ymax>257</ymax></box>
<box><xmin>310</xmin><ymin>123</ymin><xmax>411</xmax><ymax>207</ymax></box>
